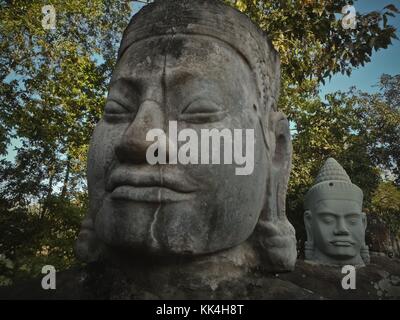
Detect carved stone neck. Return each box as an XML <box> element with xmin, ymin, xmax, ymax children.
<box><xmin>101</xmin><ymin>241</ymin><xmax>260</xmax><ymax>293</ymax></box>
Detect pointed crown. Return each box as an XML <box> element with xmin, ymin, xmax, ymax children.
<box><xmin>304</xmin><ymin>158</ymin><xmax>363</xmax><ymax>210</ymax></box>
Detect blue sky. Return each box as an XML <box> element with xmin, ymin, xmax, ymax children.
<box><xmin>319</xmin><ymin>0</ymin><xmax>400</xmax><ymax>97</ymax></box>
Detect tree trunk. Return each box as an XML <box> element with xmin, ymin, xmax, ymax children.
<box><xmin>61</xmin><ymin>157</ymin><xmax>71</xmax><ymax>200</ymax></box>
<box><xmin>40</xmin><ymin>169</ymin><xmax>54</xmax><ymax>220</ymax></box>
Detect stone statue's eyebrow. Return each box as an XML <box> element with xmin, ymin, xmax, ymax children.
<box><xmin>164</xmin><ymin>68</ymin><xmax>223</xmax><ymax>93</ymax></box>
<box><xmin>108</xmin><ymin>77</ymin><xmax>141</xmax><ymax>103</ymax></box>
<box><xmin>317</xmin><ymin>211</ymin><xmax>338</xmax><ymax>216</ymax></box>
<box><xmin>164</xmin><ymin>70</ymin><xmax>223</xmax><ymax>105</ymax></box>
<box><xmin>345</xmin><ymin>213</ymin><xmax>361</xmax><ymax>217</ymax></box>
<box><xmin>165</xmin><ymin>70</ymin><xmax>199</xmax><ymax>89</ymax></box>
<box><xmin>109</xmin><ymin>77</ymin><xmax>141</xmax><ymax>92</ymax></box>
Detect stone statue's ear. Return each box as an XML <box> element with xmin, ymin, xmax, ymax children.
<box><xmin>270</xmin><ymin>111</ymin><xmax>292</xmax><ymax>221</ymax></box>
<box><xmin>362</xmin><ymin>212</ymin><xmax>367</xmax><ymax>231</ymax></box>
<box><xmin>304</xmin><ymin>210</ymin><xmax>314</xmax><ymax>260</ymax></box>
<box><xmin>360</xmin><ymin>212</ymin><xmax>370</xmax><ymax>264</ymax></box>
<box><xmin>304</xmin><ymin>210</ymin><xmax>313</xmax><ymax>243</ymax></box>
<box><xmin>270</xmin><ymin>111</ymin><xmax>292</xmax><ymax>186</ymax></box>
<box><xmin>256</xmin><ymin>109</ymin><xmax>292</xmax><ymax>221</ymax></box>
<box><xmin>251</xmin><ymin>110</ymin><xmax>297</xmax><ymax>272</ymax></box>
<box><xmin>75</xmin><ymin>217</ymin><xmax>104</xmax><ymax>263</ymax></box>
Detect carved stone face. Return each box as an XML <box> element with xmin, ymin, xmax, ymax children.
<box><xmin>88</xmin><ymin>35</ymin><xmax>270</xmax><ymax>255</ymax></box>
<box><xmin>307</xmin><ymin>199</ymin><xmax>366</xmax><ymax>264</ymax></box>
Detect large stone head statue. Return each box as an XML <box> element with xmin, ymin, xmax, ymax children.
<box><xmin>76</xmin><ymin>0</ymin><xmax>296</xmax><ymax>271</ymax></box>
<box><xmin>304</xmin><ymin>158</ymin><xmax>370</xmax><ymax>266</ymax></box>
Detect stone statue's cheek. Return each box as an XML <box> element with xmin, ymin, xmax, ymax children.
<box><xmin>88</xmin><ymin>121</ymin><xmax>124</xmax><ymax>187</ymax></box>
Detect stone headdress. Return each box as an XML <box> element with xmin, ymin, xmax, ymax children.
<box><xmin>304</xmin><ymin>158</ymin><xmax>363</xmax><ymax>210</ymax></box>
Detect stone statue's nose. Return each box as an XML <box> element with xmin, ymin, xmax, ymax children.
<box><xmin>333</xmin><ymin>218</ymin><xmax>350</xmax><ymax>236</ymax></box>
<box><xmin>115</xmin><ymin>100</ymin><xmax>164</xmax><ymax>164</ymax></box>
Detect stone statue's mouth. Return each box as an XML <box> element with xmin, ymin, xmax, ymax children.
<box><xmin>330</xmin><ymin>240</ymin><xmax>355</xmax><ymax>247</ymax></box>
<box><xmin>109</xmin><ymin>185</ymin><xmax>195</xmax><ymax>203</ymax></box>
<box><xmin>105</xmin><ymin>166</ymin><xmax>197</xmax><ymax>202</ymax></box>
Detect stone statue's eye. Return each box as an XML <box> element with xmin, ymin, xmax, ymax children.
<box><xmin>346</xmin><ymin>215</ymin><xmax>360</xmax><ymax>225</ymax></box>
<box><xmin>320</xmin><ymin>215</ymin><xmax>335</xmax><ymax>224</ymax></box>
<box><xmin>179</xmin><ymin>99</ymin><xmax>226</xmax><ymax>123</ymax></box>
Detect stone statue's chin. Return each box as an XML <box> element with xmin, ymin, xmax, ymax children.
<box><xmin>323</xmin><ymin>247</ymin><xmax>358</xmax><ymax>260</ymax></box>
<box><xmin>313</xmin><ymin>231</ymin><xmax>362</xmax><ymax>262</ymax></box>
<box><xmin>94</xmin><ymin>189</ymin><xmax>256</xmax><ymax>255</ymax></box>
<box><xmin>312</xmin><ymin>246</ymin><xmax>364</xmax><ymax>266</ymax></box>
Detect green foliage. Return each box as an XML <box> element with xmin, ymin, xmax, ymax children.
<box><xmin>0</xmin><ymin>254</ymin><xmax>14</xmax><ymax>286</ymax></box>
<box><xmin>225</xmin><ymin>0</ymin><xmax>398</xmax><ymax>85</ymax></box>
<box><xmin>371</xmin><ymin>182</ymin><xmax>400</xmax><ymax>234</ymax></box>
<box><xmin>0</xmin><ymin>0</ymin><xmax>131</xmax><ymax>285</ymax></box>
<box><xmin>359</xmin><ymin>74</ymin><xmax>400</xmax><ymax>184</ymax></box>
<box><xmin>0</xmin><ymin>195</ymin><xmax>86</xmax><ymax>284</ymax></box>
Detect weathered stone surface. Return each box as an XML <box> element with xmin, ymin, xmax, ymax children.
<box><xmin>1</xmin><ymin>256</ymin><xmax>399</xmax><ymax>300</ymax></box>
<box><xmin>279</xmin><ymin>256</ymin><xmax>400</xmax><ymax>300</ymax></box>
<box><xmin>76</xmin><ymin>0</ymin><xmax>297</xmax><ymax>272</ymax></box>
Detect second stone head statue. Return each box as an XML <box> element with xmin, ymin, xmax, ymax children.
<box><xmin>304</xmin><ymin>158</ymin><xmax>370</xmax><ymax>266</ymax></box>
<box><xmin>75</xmin><ymin>0</ymin><xmax>297</xmax><ymax>271</ymax></box>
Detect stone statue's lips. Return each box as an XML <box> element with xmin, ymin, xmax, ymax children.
<box><xmin>105</xmin><ymin>166</ymin><xmax>197</xmax><ymax>203</ymax></box>
<box><xmin>110</xmin><ymin>186</ymin><xmax>194</xmax><ymax>203</ymax></box>
<box><xmin>330</xmin><ymin>240</ymin><xmax>355</xmax><ymax>247</ymax></box>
